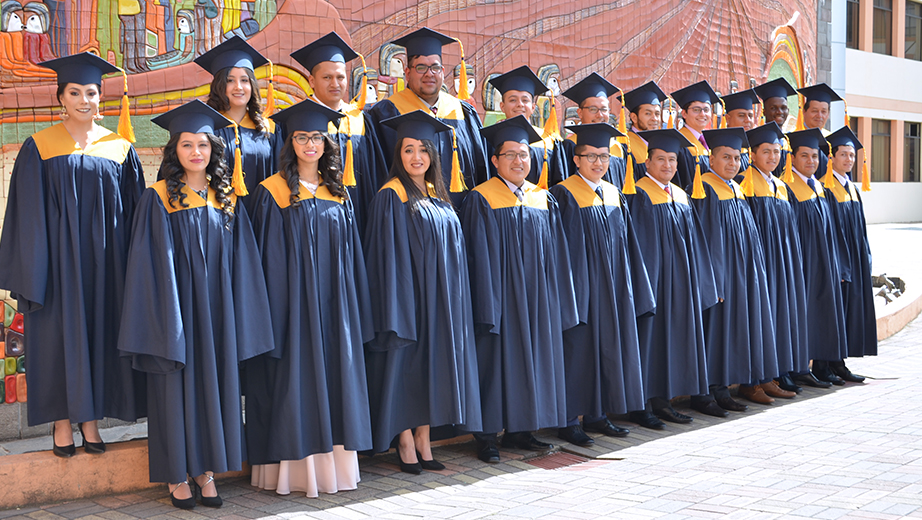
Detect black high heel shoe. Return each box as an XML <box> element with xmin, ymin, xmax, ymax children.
<box><xmin>398</xmin><ymin>452</ymin><xmax>422</xmax><ymax>475</ymax></box>
<box><xmin>52</xmin><ymin>423</ymin><xmax>76</xmax><ymax>458</ymax></box>
<box><xmin>169</xmin><ymin>481</ymin><xmax>195</xmax><ymax>510</ymax></box>
<box><xmin>78</xmin><ymin>423</ymin><xmax>106</xmax><ymax>454</ymax></box>
<box><xmin>192</xmin><ymin>473</ymin><xmax>223</xmax><ymax>508</ymax></box>
<box><xmin>416</xmin><ymin>450</ymin><xmax>445</xmax><ymax>471</ymax></box>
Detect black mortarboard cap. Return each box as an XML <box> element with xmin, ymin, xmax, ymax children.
<box><xmin>488</xmin><ymin>66</ymin><xmax>548</xmax><ymax>97</ymax></box>
<box><xmin>290</xmin><ymin>32</ymin><xmax>358</xmax><ymax>73</ymax></box>
<box><xmin>39</xmin><ymin>52</ymin><xmax>120</xmax><ymax>86</ymax></box>
<box><xmin>786</xmin><ymin>128</ymin><xmax>830</xmax><ymax>155</ymax></box>
<box><xmin>562</xmin><ymin>72</ymin><xmax>619</xmax><ymax>104</ymax></box>
<box><xmin>638</xmin><ymin>128</ymin><xmax>695</xmax><ymax>155</ymax></box>
<box><xmin>746</xmin><ymin>122</ymin><xmax>785</xmax><ymax>148</ymax></box>
<box><xmin>826</xmin><ymin>126</ymin><xmax>863</xmax><ymax>151</ymax></box>
<box><xmin>620</xmin><ymin>81</ymin><xmax>667</xmax><ymax>113</ymax></box>
<box><xmin>269</xmin><ymin>98</ymin><xmax>343</xmax><ymax>134</ymax></box>
<box><xmin>753</xmin><ymin>77</ymin><xmax>797</xmax><ymax>101</ymax></box>
<box><xmin>797</xmin><ymin>83</ymin><xmax>843</xmax><ymax>105</ymax></box>
<box><xmin>702</xmin><ymin>127</ymin><xmax>749</xmax><ymax>151</ymax></box>
<box><xmin>381</xmin><ymin>110</ymin><xmax>452</xmax><ymax>142</ymax></box>
<box><xmin>721</xmin><ymin>89</ymin><xmax>760</xmax><ymax>112</ymax></box>
<box><xmin>480</xmin><ymin>115</ymin><xmax>543</xmax><ymax>148</ymax></box>
<box><xmin>391</xmin><ymin>27</ymin><xmax>456</xmax><ymax>57</ymax></box>
<box><xmin>152</xmin><ymin>99</ymin><xmax>232</xmax><ymax>136</ymax></box>
<box><xmin>569</xmin><ymin>123</ymin><xmax>625</xmax><ymax>149</ymax></box>
<box><xmin>670</xmin><ymin>81</ymin><xmax>720</xmax><ymax>109</ymax></box>
<box><xmin>194</xmin><ymin>36</ymin><xmax>268</xmax><ymax>75</ymax></box>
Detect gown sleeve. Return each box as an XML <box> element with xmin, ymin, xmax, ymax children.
<box><xmin>549</xmin><ymin>185</ymin><xmax>590</xmax><ymax>325</ymax></box>
<box><xmin>248</xmin><ymin>185</ymin><xmax>289</xmax><ymax>360</ymax></box>
<box><xmin>120</xmin><ymin>146</ymin><xmax>147</xmax><ymax>214</ymax></box>
<box><xmin>547</xmin><ymin>192</ymin><xmax>579</xmax><ymax>331</ymax></box>
<box><xmin>625</xmin><ymin>190</ymin><xmax>662</xmax><ymax>297</ymax></box>
<box><xmin>622</xmin><ymin>200</ymin><xmax>656</xmax><ymax>317</ymax></box>
<box><xmin>460</xmin><ymin>101</ymin><xmax>490</xmax><ymax>187</ymax></box>
<box><xmin>459</xmin><ymin>191</ymin><xmax>503</xmax><ymax>336</ymax></box>
<box><xmin>231</xmin><ymin>200</ymin><xmax>275</xmax><ymax>361</ymax></box>
<box><xmin>689</xmin><ymin>184</ymin><xmax>727</xmax><ymax>300</ymax></box>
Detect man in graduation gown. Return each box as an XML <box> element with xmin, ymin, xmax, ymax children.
<box><xmin>783</xmin><ymin>129</ymin><xmax>848</xmax><ymax>388</ymax></box>
<box><xmin>368</xmin><ymin>27</ymin><xmax>489</xmax><ymax>207</ymax></box>
<box><xmin>550</xmin><ymin>123</ymin><xmax>654</xmax><ymax>446</ymax></box>
<box><xmin>487</xmin><ymin>66</ymin><xmax>568</xmax><ymax>187</ymax></box>
<box><xmin>719</xmin><ymin>89</ymin><xmax>760</xmax><ymax>172</ymax></box>
<box><xmin>460</xmin><ymin>116</ymin><xmax>578</xmax><ymax>462</ymax></box>
<box><xmin>624</xmin><ymin>129</ymin><xmax>718</xmax><ymax>429</ymax></box>
<box><xmin>753</xmin><ymin>78</ymin><xmax>798</xmax><ymax>177</ymax></box>
<box><xmin>816</xmin><ymin>126</ymin><xmax>877</xmax><ymax>382</ymax></box>
<box><xmin>290</xmin><ymin>32</ymin><xmax>388</xmax><ymax>236</ymax></box>
<box><xmin>672</xmin><ymin>81</ymin><xmax>720</xmax><ymax>190</ymax></box>
<box><xmin>738</xmin><ymin>122</ymin><xmax>810</xmax><ymax>395</ymax></box>
<box><xmin>562</xmin><ymin>73</ymin><xmax>627</xmax><ymax>188</ymax></box>
<box><xmin>687</xmin><ymin>128</ymin><xmax>777</xmax><ymax>413</ymax></box>
<box><xmin>797</xmin><ymin>83</ymin><xmax>845</xmax><ymax>181</ymax></box>
<box><xmin>622</xmin><ymin>81</ymin><xmax>668</xmax><ymax>179</ymax></box>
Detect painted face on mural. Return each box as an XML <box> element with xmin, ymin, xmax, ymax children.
<box><xmin>224</xmin><ymin>67</ymin><xmax>253</xmax><ymax>110</ymax></box>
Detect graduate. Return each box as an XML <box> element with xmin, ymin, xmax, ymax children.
<box><xmin>461</xmin><ymin>116</ymin><xmax>577</xmax><ymax>462</ymax></box>
<box><xmin>244</xmin><ymin>99</ymin><xmax>373</xmax><ymax>497</ymax></box>
<box><xmin>687</xmin><ymin>128</ymin><xmax>776</xmax><ymax>413</ymax></box>
<box><xmin>0</xmin><ymin>52</ymin><xmax>146</xmax><ymax>457</ymax></box>
<box><xmin>363</xmin><ymin>111</ymin><xmax>482</xmax><ymax>473</ymax></box>
<box><xmin>368</xmin><ymin>27</ymin><xmax>490</xmax><ymax>207</ymax></box>
<box><xmin>624</xmin><ymin>129</ymin><xmax>718</xmax><ymax>429</ymax></box>
<box><xmin>562</xmin><ymin>72</ymin><xmax>627</xmax><ymax>187</ymax></box>
<box><xmin>290</xmin><ymin>32</ymin><xmax>389</xmax><ymax>235</ymax></box>
<box><xmin>782</xmin><ymin>128</ymin><xmax>848</xmax><ymax>389</ymax></box>
<box><xmin>753</xmin><ymin>78</ymin><xmax>798</xmax><ymax>177</ymax></box>
<box><xmin>117</xmin><ymin>100</ymin><xmax>273</xmax><ymax>509</ymax></box>
<box><xmin>193</xmin><ymin>36</ymin><xmax>283</xmax><ymax>212</ymax></box>
<box><xmin>719</xmin><ymin>89</ymin><xmax>760</xmax><ymax>172</ymax></box>
<box><xmin>816</xmin><ymin>126</ymin><xmax>877</xmax><ymax>382</ymax></box>
<box><xmin>797</xmin><ymin>83</ymin><xmax>844</xmax><ymax>181</ymax></box>
<box><xmin>550</xmin><ymin>123</ymin><xmax>654</xmax><ymax>447</ymax></box>
<box><xmin>671</xmin><ymin>81</ymin><xmax>720</xmax><ymax>190</ymax></box>
<box><xmin>622</xmin><ymin>81</ymin><xmax>668</xmax><ymax>178</ymax></box>
<box><xmin>739</xmin><ymin>122</ymin><xmax>809</xmax><ymax>396</ymax></box>
<box><xmin>487</xmin><ymin>65</ymin><xmax>568</xmax><ymax>187</ymax></box>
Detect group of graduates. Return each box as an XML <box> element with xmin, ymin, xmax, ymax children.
<box><xmin>0</xmin><ymin>25</ymin><xmax>878</xmax><ymax>510</ymax></box>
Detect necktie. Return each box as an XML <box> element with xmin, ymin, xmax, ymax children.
<box><xmin>430</xmin><ymin>105</ymin><xmax>438</xmax><ymax>116</ymax></box>
<box><xmin>698</xmin><ymin>134</ymin><xmax>708</xmax><ymax>149</ymax></box>
<box><xmin>807</xmin><ymin>178</ymin><xmax>816</xmax><ymax>191</ymax></box>
<box><xmin>664</xmin><ymin>185</ymin><xmax>671</xmax><ymax>198</ymax></box>
<box><xmin>514</xmin><ymin>187</ymin><xmax>524</xmax><ymax>202</ymax></box>
<box><xmin>595</xmin><ymin>187</ymin><xmax>604</xmax><ymax>203</ymax></box>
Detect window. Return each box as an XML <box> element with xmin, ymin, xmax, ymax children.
<box><xmin>871</xmin><ymin>119</ymin><xmax>891</xmax><ymax>182</ymax></box>
<box><xmin>847</xmin><ymin>0</ymin><xmax>860</xmax><ymax>49</ymax></box>
<box><xmin>906</xmin><ymin>123</ymin><xmax>921</xmax><ymax>182</ymax></box>
<box><xmin>908</xmin><ymin>1</ymin><xmax>922</xmax><ymax>61</ymax></box>
<box><xmin>874</xmin><ymin>0</ymin><xmax>893</xmax><ymax>55</ymax></box>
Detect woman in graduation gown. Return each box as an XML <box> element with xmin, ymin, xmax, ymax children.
<box><xmin>0</xmin><ymin>53</ymin><xmax>146</xmax><ymax>457</ymax></box>
<box><xmin>117</xmin><ymin>100</ymin><xmax>273</xmax><ymax>509</ymax></box>
<box><xmin>363</xmin><ymin>111</ymin><xmax>482</xmax><ymax>473</ymax></box>
<box><xmin>245</xmin><ymin>99</ymin><xmax>374</xmax><ymax>497</ymax></box>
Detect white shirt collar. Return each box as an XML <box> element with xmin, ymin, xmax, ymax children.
<box><xmin>833</xmin><ymin>170</ymin><xmax>850</xmax><ymax>186</ymax></box>
<box><xmin>577</xmin><ymin>172</ymin><xmax>602</xmax><ymax>192</ymax></box>
<box><xmin>310</xmin><ymin>95</ymin><xmax>342</xmax><ymax>112</ymax></box>
<box><xmin>644</xmin><ymin>173</ymin><xmax>670</xmax><ymax>191</ymax></box>
<box><xmin>499</xmin><ymin>175</ymin><xmax>524</xmax><ymax>194</ymax></box>
<box><xmin>754</xmin><ymin>166</ymin><xmax>774</xmax><ymax>183</ymax></box>
<box><xmin>793</xmin><ymin>168</ymin><xmax>815</xmax><ymax>185</ymax></box>
<box><xmin>685</xmin><ymin>125</ymin><xmax>704</xmax><ymax>140</ymax></box>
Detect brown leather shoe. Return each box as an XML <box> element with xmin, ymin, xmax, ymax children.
<box><xmin>738</xmin><ymin>384</ymin><xmax>774</xmax><ymax>404</ymax></box>
<box><xmin>761</xmin><ymin>381</ymin><xmax>796</xmax><ymax>399</ymax></box>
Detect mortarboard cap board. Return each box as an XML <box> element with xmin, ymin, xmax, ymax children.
<box><xmin>637</xmin><ymin>128</ymin><xmax>695</xmax><ymax>156</ymax></box>
<box><xmin>391</xmin><ymin>27</ymin><xmax>457</xmax><ymax>58</ymax></box>
<box><xmin>753</xmin><ymin>77</ymin><xmax>797</xmax><ymax>101</ymax></box>
<box><xmin>746</xmin><ymin>122</ymin><xmax>785</xmax><ymax>148</ymax></box>
<box><xmin>152</xmin><ymin>99</ymin><xmax>232</xmax><ymax>136</ymax></box>
<box><xmin>670</xmin><ymin>81</ymin><xmax>720</xmax><ymax>109</ymax></box>
<box><xmin>562</xmin><ymin>72</ymin><xmax>619</xmax><ymax>104</ymax></box>
<box><xmin>488</xmin><ymin>66</ymin><xmax>548</xmax><ymax>97</ymax></box>
<box><xmin>702</xmin><ymin>127</ymin><xmax>749</xmax><ymax>151</ymax></box>
<box><xmin>480</xmin><ymin>115</ymin><xmax>543</xmax><ymax>148</ymax></box>
<box><xmin>569</xmin><ymin>123</ymin><xmax>624</xmax><ymax>150</ymax></box>
<box><xmin>39</xmin><ymin>52</ymin><xmax>120</xmax><ymax>86</ymax></box>
<box><xmin>721</xmin><ymin>89</ymin><xmax>760</xmax><ymax>113</ymax></box>
<box><xmin>797</xmin><ymin>83</ymin><xmax>843</xmax><ymax>106</ymax></box>
<box><xmin>269</xmin><ymin>98</ymin><xmax>343</xmax><ymax>134</ymax></box>
<box><xmin>826</xmin><ymin>126</ymin><xmax>863</xmax><ymax>151</ymax></box>
<box><xmin>290</xmin><ymin>32</ymin><xmax>359</xmax><ymax>74</ymax></box>
<box><xmin>620</xmin><ymin>81</ymin><xmax>667</xmax><ymax>113</ymax></box>
<box><xmin>381</xmin><ymin>110</ymin><xmax>452</xmax><ymax>142</ymax></box>
<box><xmin>194</xmin><ymin>36</ymin><xmax>268</xmax><ymax>76</ymax></box>
<box><xmin>786</xmin><ymin>128</ymin><xmax>830</xmax><ymax>155</ymax></box>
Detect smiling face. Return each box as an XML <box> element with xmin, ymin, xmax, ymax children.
<box><xmin>405</xmin><ymin>54</ymin><xmax>444</xmax><ymax>103</ymax></box>
<box><xmin>224</xmin><ymin>67</ymin><xmax>253</xmax><ymax>110</ymax></box>
<box><xmin>710</xmin><ymin>145</ymin><xmax>742</xmax><ymax>181</ymax></box>
<box><xmin>631</xmin><ymin>103</ymin><xmax>662</xmax><ymax>132</ymax></box>
<box><xmin>645</xmin><ymin>148</ymin><xmax>678</xmax><ymax>185</ymax></box>
<box><xmin>791</xmin><ymin>146</ymin><xmax>820</xmax><ymax>176</ymax></box>
<box><xmin>573</xmin><ymin>144</ymin><xmax>610</xmax><ymax>184</ymax></box>
<box><xmin>491</xmin><ymin>141</ymin><xmax>531</xmax><ymax>187</ymax></box>
<box><xmin>681</xmin><ymin>101</ymin><xmax>711</xmax><ymax>132</ymax></box>
<box><xmin>400</xmin><ymin>138</ymin><xmax>431</xmax><ymax>182</ymax></box>
<box><xmin>751</xmin><ymin>142</ymin><xmax>782</xmax><ymax>173</ymax></box>
<box><xmin>832</xmin><ymin>145</ymin><xmax>856</xmax><ymax>174</ymax></box>
<box><xmin>308</xmin><ymin>61</ymin><xmax>348</xmax><ymax>108</ymax></box>
<box><xmin>803</xmin><ymin>100</ymin><xmax>830</xmax><ymax>130</ymax></box>
<box><xmin>291</xmin><ymin>131</ymin><xmax>325</xmax><ymax>167</ymax></box>
<box><xmin>763</xmin><ymin>96</ymin><xmax>789</xmax><ymax>126</ymax></box>
<box><xmin>726</xmin><ymin>108</ymin><xmax>755</xmax><ymax>130</ymax></box>
<box><xmin>577</xmin><ymin>96</ymin><xmax>610</xmax><ymax>124</ymax></box>
<box><xmin>176</xmin><ymin>132</ymin><xmax>212</xmax><ymax>176</ymax></box>
<box><xmin>500</xmin><ymin>90</ymin><xmax>534</xmax><ymax>120</ymax></box>
<box><xmin>59</xmin><ymin>83</ymin><xmax>100</xmax><ymax>124</ymax></box>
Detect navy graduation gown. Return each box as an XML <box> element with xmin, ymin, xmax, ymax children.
<box><xmin>369</xmin><ymin>90</ymin><xmax>490</xmax><ymax>207</ymax></box>
<box><xmin>0</xmin><ymin>124</ymin><xmax>146</xmax><ymax>425</ymax></box>
<box><xmin>626</xmin><ymin>176</ymin><xmax>718</xmax><ymax>402</ymax></box>
<box><xmin>460</xmin><ymin>177</ymin><xmax>578</xmax><ymax>434</ymax></box>
<box><xmin>563</xmin><ymin>134</ymin><xmax>626</xmax><ymax>188</ymax></box>
<box><xmin>214</xmin><ymin>115</ymin><xmax>282</xmax><ymax>213</ymax></box>
<box><xmin>676</xmin><ymin>127</ymin><xmax>710</xmax><ymax>191</ymax></box>
<box><xmin>117</xmin><ymin>182</ymin><xmax>273</xmax><ymax>483</ymax></box>
<box><xmin>550</xmin><ymin>176</ymin><xmax>653</xmax><ymax>416</ymax></box>
<box><xmin>783</xmin><ymin>173</ymin><xmax>848</xmax><ymax>362</ymax></box>
<box><xmin>363</xmin><ymin>178</ymin><xmax>482</xmax><ymax>453</ymax></box>
<box><xmin>690</xmin><ymin>173</ymin><xmax>776</xmax><ymax>385</ymax></box>
<box><xmin>243</xmin><ymin>174</ymin><xmax>374</xmax><ymax>465</ymax></box>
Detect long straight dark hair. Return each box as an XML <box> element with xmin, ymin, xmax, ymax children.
<box><xmin>278</xmin><ymin>132</ymin><xmax>345</xmax><ymax>207</ymax></box>
<box><xmin>389</xmin><ymin>137</ymin><xmax>451</xmax><ymax>208</ymax></box>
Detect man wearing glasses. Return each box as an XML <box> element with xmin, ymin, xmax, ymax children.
<box><xmin>671</xmin><ymin>81</ymin><xmax>721</xmax><ymax>190</ymax></box>
<box><xmin>369</xmin><ymin>27</ymin><xmax>489</xmax><ymax>207</ymax></box>
<box><xmin>561</xmin><ymin>73</ymin><xmax>628</xmax><ymax>188</ymax></box>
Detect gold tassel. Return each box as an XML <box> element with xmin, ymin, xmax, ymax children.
<box><xmin>741</xmin><ymin>166</ymin><xmax>754</xmax><ymax>197</ymax></box>
<box><xmin>823</xmin><ymin>153</ymin><xmax>835</xmax><ymax>189</ymax></box>
<box><xmin>355</xmin><ymin>53</ymin><xmax>368</xmax><ymax>110</ymax></box>
<box><xmin>667</xmin><ymin>99</ymin><xmax>675</xmax><ymax>129</ymax></box>
<box><xmin>623</xmin><ymin>156</ymin><xmax>636</xmax><ymax>195</ymax></box>
<box><xmin>264</xmin><ymin>60</ymin><xmax>275</xmax><ymax>117</ymax></box>
<box><xmin>844</xmin><ymin>99</ymin><xmax>850</xmax><ymax>127</ymax></box>
<box><xmin>616</xmin><ymin>87</ymin><xmax>628</xmax><ymax>144</ymax></box>
<box><xmin>537</xmin><ymin>140</ymin><xmax>549</xmax><ymax>190</ymax></box>
<box><xmin>720</xmin><ymin>99</ymin><xmax>727</xmax><ymax>129</ymax></box>
<box><xmin>783</xmin><ymin>151</ymin><xmax>794</xmax><ymax>183</ymax></box>
<box><xmin>712</xmin><ymin>113</ymin><xmax>718</xmax><ymax>129</ymax></box>
<box><xmin>455</xmin><ymin>39</ymin><xmax>471</xmax><ymax>101</ymax></box>
<box><xmin>543</xmin><ymin>93</ymin><xmax>560</xmax><ymax>140</ymax></box>
<box><xmin>231</xmin><ymin>122</ymin><xmax>248</xmax><ymax>196</ymax></box>
<box><xmin>343</xmin><ymin>117</ymin><xmax>356</xmax><ymax>187</ymax></box>
<box><xmin>449</xmin><ymin>128</ymin><xmax>467</xmax><ymax>192</ymax></box>
<box><xmin>691</xmin><ymin>161</ymin><xmax>706</xmax><ymax>199</ymax></box>
<box><xmin>861</xmin><ymin>150</ymin><xmax>872</xmax><ymax>192</ymax></box>
<box><xmin>795</xmin><ymin>94</ymin><xmax>805</xmax><ymax>131</ymax></box>
<box><xmin>117</xmin><ymin>68</ymin><xmax>136</xmax><ymax>143</ymax></box>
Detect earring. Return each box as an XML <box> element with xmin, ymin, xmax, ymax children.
<box><xmin>60</xmin><ymin>106</ymin><xmax>69</xmax><ymax>121</ymax></box>
<box><xmin>93</xmin><ymin>109</ymin><xmax>104</xmax><ymax>121</ymax></box>
<box><xmin>206</xmin><ymin>173</ymin><xmax>213</xmax><ymax>183</ymax></box>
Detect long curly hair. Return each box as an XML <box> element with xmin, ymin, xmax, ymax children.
<box><xmin>389</xmin><ymin>137</ymin><xmax>451</xmax><ymax>209</ymax></box>
<box><xmin>160</xmin><ymin>133</ymin><xmax>235</xmax><ymax>226</ymax></box>
<box><xmin>206</xmin><ymin>67</ymin><xmax>270</xmax><ymax>134</ymax></box>
<box><xmin>278</xmin><ymin>132</ymin><xmax>346</xmax><ymax>207</ymax></box>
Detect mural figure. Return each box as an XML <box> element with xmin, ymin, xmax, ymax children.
<box><xmin>453</xmin><ymin>63</ymin><xmax>475</xmax><ymax>106</ymax></box>
<box><xmin>1</xmin><ymin>0</ymin><xmax>56</xmax><ymax>84</ymax></box>
<box><xmin>352</xmin><ymin>66</ymin><xmax>378</xmax><ymax>106</ymax></box>
<box><xmin>377</xmin><ymin>42</ymin><xmax>405</xmax><ymax>100</ymax></box>
<box><xmin>22</xmin><ymin>2</ymin><xmax>53</xmax><ymax>63</ymax></box>
<box><xmin>146</xmin><ymin>9</ymin><xmax>195</xmax><ymax>70</ymax></box>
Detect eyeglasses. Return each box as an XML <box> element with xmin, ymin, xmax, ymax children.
<box><xmin>413</xmin><ymin>64</ymin><xmax>444</xmax><ymax>75</ymax></box>
<box><xmin>579</xmin><ymin>106</ymin><xmax>609</xmax><ymax>115</ymax></box>
<box><xmin>293</xmin><ymin>134</ymin><xmax>325</xmax><ymax>145</ymax></box>
<box><xmin>685</xmin><ymin>106</ymin><xmax>711</xmax><ymax>115</ymax></box>
<box><xmin>576</xmin><ymin>153</ymin><xmax>611</xmax><ymax>163</ymax></box>
<box><xmin>498</xmin><ymin>151</ymin><xmax>530</xmax><ymax>161</ymax></box>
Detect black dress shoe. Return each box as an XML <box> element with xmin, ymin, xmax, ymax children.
<box><xmin>629</xmin><ymin>410</ymin><xmax>665</xmax><ymax>430</ymax></box>
<box><xmin>776</xmin><ymin>374</ymin><xmax>803</xmax><ymax>393</ymax></box>
<box><xmin>476</xmin><ymin>439</ymin><xmax>500</xmax><ymax>463</ymax></box>
<box><xmin>692</xmin><ymin>400</ymin><xmax>729</xmax><ymax>418</ymax></box>
<box><xmin>78</xmin><ymin>423</ymin><xmax>106</xmax><ymax>454</ymax></box>
<box><xmin>191</xmin><ymin>474</ymin><xmax>222</xmax><ymax>508</ymax></box>
<box><xmin>716</xmin><ymin>396</ymin><xmax>748</xmax><ymax>412</ymax></box>
<box><xmin>52</xmin><ymin>423</ymin><xmax>76</xmax><ymax>458</ymax></box>
<box><xmin>653</xmin><ymin>406</ymin><xmax>693</xmax><ymax>424</ymax></box>
<box><xmin>501</xmin><ymin>431</ymin><xmax>553</xmax><ymax>451</ymax></box>
<box><xmin>557</xmin><ymin>425</ymin><xmax>594</xmax><ymax>447</ymax></box>
<box><xmin>169</xmin><ymin>481</ymin><xmax>196</xmax><ymax>510</ymax></box>
<box><xmin>398</xmin><ymin>453</ymin><xmax>422</xmax><ymax>474</ymax></box>
<box><xmin>813</xmin><ymin>368</ymin><xmax>846</xmax><ymax>386</ymax></box>
<box><xmin>793</xmin><ymin>372</ymin><xmax>833</xmax><ymax>389</ymax></box>
<box><xmin>416</xmin><ymin>450</ymin><xmax>445</xmax><ymax>471</ymax></box>
<box><xmin>583</xmin><ymin>418</ymin><xmax>630</xmax><ymax>437</ymax></box>
<box><xmin>830</xmin><ymin>364</ymin><xmax>866</xmax><ymax>383</ymax></box>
